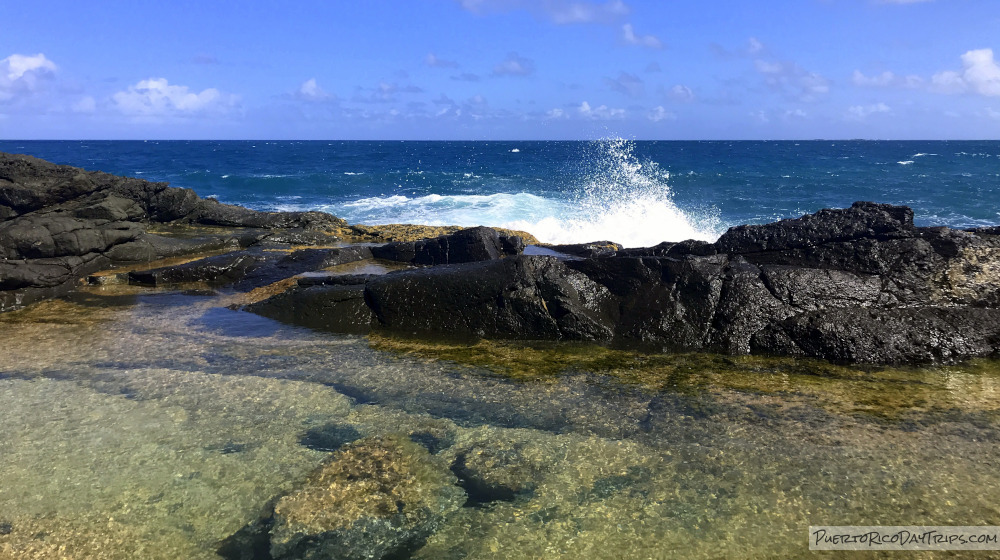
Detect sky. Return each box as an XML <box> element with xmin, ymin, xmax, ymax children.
<box><xmin>2</xmin><ymin>0</ymin><xmax>999</xmax><ymax>140</ymax></box>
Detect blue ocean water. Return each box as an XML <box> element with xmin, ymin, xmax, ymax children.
<box><xmin>2</xmin><ymin>139</ymin><xmax>998</xmax><ymax>247</ymax></box>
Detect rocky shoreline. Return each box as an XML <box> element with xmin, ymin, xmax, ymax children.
<box><xmin>3</xmin><ymin>151</ymin><xmax>1000</xmax><ymax>365</ymax></box>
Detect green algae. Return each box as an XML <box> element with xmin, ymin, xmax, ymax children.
<box><xmin>368</xmin><ymin>334</ymin><xmax>1000</xmax><ymax>422</ymax></box>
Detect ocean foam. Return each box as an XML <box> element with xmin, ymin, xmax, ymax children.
<box><xmin>332</xmin><ymin>138</ymin><xmax>724</xmax><ymax>248</ymax></box>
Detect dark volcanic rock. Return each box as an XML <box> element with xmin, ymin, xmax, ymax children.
<box><xmin>753</xmin><ymin>307</ymin><xmax>1000</xmax><ymax>364</ymax></box>
<box><xmin>8</xmin><ymin>150</ymin><xmax>1000</xmax><ymax>365</ymax></box>
<box><xmin>365</xmin><ymin>255</ymin><xmax>616</xmax><ymax>340</ymax></box>
<box><xmin>370</xmin><ymin>225</ymin><xmax>524</xmax><ymax>265</ymax></box>
<box><xmin>247</xmin><ymin>283</ymin><xmax>375</xmax><ymax>334</ymax></box>
<box><xmin>247</xmin><ymin>201</ymin><xmax>1000</xmax><ymax>365</ymax></box>
<box><xmin>0</xmin><ymin>152</ymin><xmax>350</xmax><ymax>311</ymax></box>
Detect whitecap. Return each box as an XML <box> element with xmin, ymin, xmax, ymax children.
<box><xmin>898</xmin><ymin>160</ymin><xmax>914</xmax><ymax>165</ymax></box>
<box><xmin>510</xmin><ymin>148</ymin><xmax>520</xmax><ymax>153</ymax></box>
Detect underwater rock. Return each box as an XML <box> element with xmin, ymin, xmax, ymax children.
<box><xmin>444</xmin><ymin>429</ymin><xmax>553</xmax><ymax>507</ymax></box>
<box><xmin>267</xmin><ymin>435</ymin><xmax>465</xmax><ymax>560</ymax></box>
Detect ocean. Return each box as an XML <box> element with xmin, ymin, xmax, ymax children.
<box><xmin>2</xmin><ymin>139</ymin><xmax>998</xmax><ymax>247</ymax></box>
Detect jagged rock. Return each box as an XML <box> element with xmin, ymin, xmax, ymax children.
<box><xmin>752</xmin><ymin>307</ymin><xmax>1000</xmax><ymax>364</ymax></box>
<box><xmin>547</xmin><ymin>241</ymin><xmax>622</xmax><ymax>258</ymax></box>
<box><xmin>8</xmin><ymin>151</ymin><xmax>1000</xmax><ymax>365</ymax></box>
<box><xmin>247</xmin><ymin>202</ymin><xmax>1000</xmax><ymax>365</ymax></box>
<box><xmin>0</xmin><ymin>152</ymin><xmax>351</xmax><ymax>312</ymax></box>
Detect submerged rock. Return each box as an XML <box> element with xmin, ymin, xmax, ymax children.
<box><xmin>221</xmin><ymin>435</ymin><xmax>466</xmax><ymax>560</ymax></box>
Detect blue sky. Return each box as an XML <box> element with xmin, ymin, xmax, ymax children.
<box><xmin>2</xmin><ymin>0</ymin><xmax>999</xmax><ymax>140</ymax></box>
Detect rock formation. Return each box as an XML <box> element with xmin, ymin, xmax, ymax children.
<box><xmin>4</xmin><ymin>151</ymin><xmax>1000</xmax><ymax>365</ymax></box>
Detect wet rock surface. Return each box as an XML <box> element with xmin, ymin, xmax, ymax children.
<box><xmin>0</xmin><ymin>152</ymin><xmax>347</xmax><ymax>311</ymax></box>
<box><xmin>6</xmin><ymin>153</ymin><xmax>1000</xmax><ymax>365</ymax></box>
<box><xmin>248</xmin><ymin>201</ymin><xmax>1000</xmax><ymax>365</ymax></box>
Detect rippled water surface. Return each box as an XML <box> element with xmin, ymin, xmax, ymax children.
<box><xmin>2</xmin><ymin>284</ymin><xmax>1000</xmax><ymax>559</ymax></box>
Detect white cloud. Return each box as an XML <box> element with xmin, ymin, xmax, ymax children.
<box><xmin>545</xmin><ymin>107</ymin><xmax>567</xmax><ymax>119</ymax></box>
<box><xmin>622</xmin><ymin>23</ymin><xmax>662</xmax><ymax>49</ymax></box>
<box><xmin>784</xmin><ymin>108</ymin><xmax>807</xmax><ymax>119</ymax></box>
<box><xmin>847</xmin><ymin>102</ymin><xmax>891</xmax><ymax>120</ymax></box>
<box><xmin>647</xmin><ymin>106</ymin><xmax>675</xmax><ymax>122</ymax></box>
<box><xmin>668</xmin><ymin>84</ymin><xmax>694</xmax><ymax>102</ymax></box>
<box><xmin>750</xmin><ymin>110</ymin><xmax>769</xmax><ymax>124</ymax></box>
<box><xmin>296</xmin><ymin>78</ymin><xmax>334</xmax><ymax>102</ymax></box>
<box><xmin>747</xmin><ymin>37</ymin><xmax>765</xmax><ymax>55</ymax></box>
<box><xmin>578</xmin><ymin>100</ymin><xmax>625</xmax><ymax>119</ymax></box>
<box><xmin>852</xmin><ymin>70</ymin><xmax>926</xmax><ymax>89</ymax></box>
<box><xmin>112</xmin><ymin>78</ymin><xmax>237</xmax><ymax>116</ymax></box>
<box><xmin>0</xmin><ymin>53</ymin><xmax>57</xmax><ymax>101</ymax></box>
<box><xmin>931</xmin><ymin>49</ymin><xmax>1000</xmax><ymax>96</ymax></box>
<box><xmin>852</xmin><ymin>70</ymin><xmax>895</xmax><ymax>87</ymax></box>
<box><xmin>985</xmin><ymin>107</ymin><xmax>1000</xmax><ymax>120</ymax></box>
<box><xmin>493</xmin><ymin>52</ymin><xmax>535</xmax><ymax>76</ymax></box>
<box><xmin>4</xmin><ymin>53</ymin><xmax>56</xmax><ymax>81</ymax></box>
<box><xmin>458</xmin><ymin>0</ymin><xmax>629</xmax><ymax>24</ymax></box>
<box><xmin>604</xmin><ymin>71</ymin><xmax>643</xmax><ymax>97</ymax></box>
<box><xmin>426</xmin><ymin>53</ymin><xmax>459</xmax><ymax>68</ymax></box>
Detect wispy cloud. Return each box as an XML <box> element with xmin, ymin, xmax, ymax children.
<box><xmin>352</xmin><ymin>82</ymin><xmax>424</xmax><ymax>103</ymax></box>
<box><xmin>667</xmin><ymin>84</ymin><xmax>695</xmax><ymax>102</ymax></box>
<box><xmin>426</xmin><ymin>53</ymin><xmax>459</xmax><ymax>68</ymax></box>
<box><xmin>295</xmin><ymin>78</ymin><xmax>335</xmax><ymax>102</ymax></box>
<box><xmin>647</xmin><ymin>106</ymin><xmax>675</xmax><ymax>122</ymax></box>
<box><xmin>621</xmin><ymin>23</ymin><xmax>662</xmax><ymax>49</ymax></box>
<box><xmin>750</xmin><ymin>43</ymin><xmax>830</xmax><ymax>102</ymax></box>
<box><xmin>458</xmin><ymin>0</ymin><xmax>629</xmax><ymax>25</ymax></box>
<box><xmin>191</xmin><ymin>54</ymin><xmax>219</xmax><ymax>65</ymax></box>
<box><xmin>493</xmin><ymin>52</ymin><xmax>535</xmax><ymax>76</ymax></box>
<box><xmin>847</xmin><ymin>102</ymin><xmax>891</xmax><ymax>120</ymax></box>
<box><xmin>604</xmin><ymin>71</ymin><xmax>643</xmax><ymax>97</ymax></box>
<box><xmin>451</xmin><ymin>72</ymin><xmax>482</xmax><ymax>82</ymax></box>
<box><xmin>852</xmin><ymin>70</ymin><xmax>923</xmax><ymax>89</ymax></box>
<box><xmin>578</xmin><ymin>100</ymin><xmax>625</xmax><ymax>119</ymax></box>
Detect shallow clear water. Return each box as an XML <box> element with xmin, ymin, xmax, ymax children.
<box><xmin>2</xmin><ymin>284</ymin><xmax>1000</xmax><ymax>559</ymax></box>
